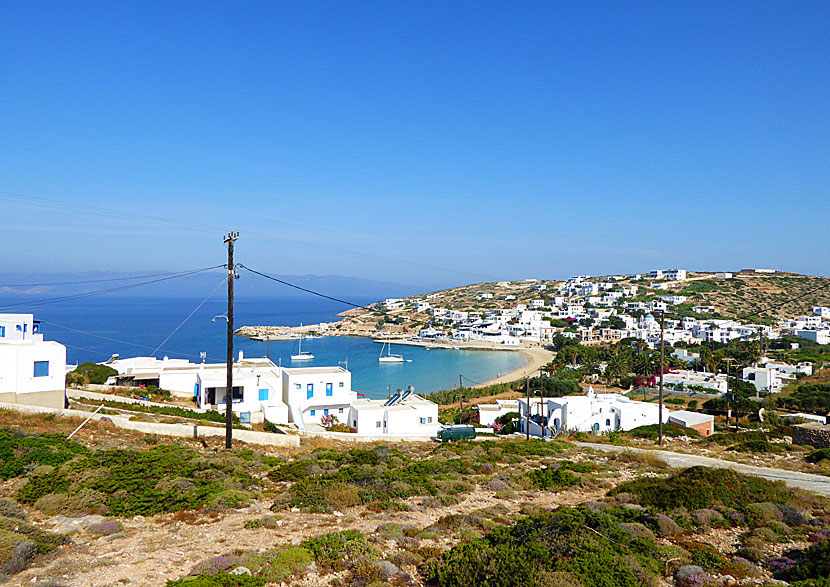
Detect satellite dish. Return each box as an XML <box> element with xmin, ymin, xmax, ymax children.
<box><xmin>758</xmin><ymin>407</ymin><xmax>766</xmax><ymax>423</ymax></box>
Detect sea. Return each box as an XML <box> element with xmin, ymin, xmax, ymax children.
<box><xmin>7</xmin><ymin>295</ymin><xmax>526</xmax><ymax>399</ymax></box>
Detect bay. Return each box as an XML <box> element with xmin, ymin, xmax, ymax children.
<box><xmin>5</xmin><ymin>295</ymin><xmax>526</xmax><ymax>399</ymax></box>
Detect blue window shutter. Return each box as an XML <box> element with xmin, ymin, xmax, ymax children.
<box><xmin>0</xmin><ymin>326</ymin><xmax>4</xmax><ymax>337</ymax></box>
<box><xmin>310</xmin><ymin>409</ymin><xmax>316</xmax><ymax>416</ymax></box>
<box><xmin>326</xmin><ymin>382</ymin><xmax>333</xmax><ymax>396</ymax></box>
<box><xmin>259</xmin><ymin>388</ymin><xmax>269</xmax><ymax>401</ymax></box>
<box><xmin>324</xmin><ymin>409</ymin><xmax>329</xmax><ymax>415</ymax></box>
<box><xmin>194</xmin><ymin>383</ymin><xmax>199</xmax><ymax>397</ymax></box>
<box><xmin>33</xmin><ymin>361</ymin><xmax>49</xmax><ymax>377</ymax></box>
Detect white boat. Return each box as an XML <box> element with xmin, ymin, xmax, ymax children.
<box><xmin>378</xmin><ymin>341</ymin><xmax>404</xmax><ymax>363</ymax></box>
<box><xmin>291</xmin><ymin>335</ymin><xmax>314</xmax><ymax>361</ymax></box>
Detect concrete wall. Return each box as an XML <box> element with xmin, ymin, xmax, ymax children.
<box><xmin>0</xmin><ymin>389</ymin><xmax>65</xmax><ymax>409</ymax></box>
<box><xmin>792</xmin><ymin>423</ymin><xmax>830</xmax><ymax>449</ymax></box>
<box><xmin>0</xmin><ymin>402</ymin><xmax>299</xmax><ymax>447</ymax></box>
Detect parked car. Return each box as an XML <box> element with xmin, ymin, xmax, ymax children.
<box><xmin>437</xmin><ymin>424</ymin><xmax>476</xmax><ymax>442</ymax></box>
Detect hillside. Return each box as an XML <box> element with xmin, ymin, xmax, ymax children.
<box><xmin>329</xmin><ymin>270</ymin><xmax>830</xmax><ymax>334</ymax></box>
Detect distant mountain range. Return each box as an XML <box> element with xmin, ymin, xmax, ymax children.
<box><xmin>0</xmin><ymin>270</ymin><xmax>419</xmax><ymax>301</ymax></box>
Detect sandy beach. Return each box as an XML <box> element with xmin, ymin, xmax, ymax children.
<box><xmin>473</xmin><ymin>346</ymin><xmax>555</xmax><ymax>388</ymax></box>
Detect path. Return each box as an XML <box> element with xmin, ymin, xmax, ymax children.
<box><xmin>576</xmin><ymin>442</ymin><xmax>830</xmax><ymax>496</ymax></box>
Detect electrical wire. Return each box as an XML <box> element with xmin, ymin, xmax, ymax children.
<box><xmin>737</xmin><ymin>279</ymin><xmax>830</xmax><ymax>321</ymax></box>
<box><xmin>0</xmin><ymin>271</ymin><xmax>186</xmax><ymax>287</ymax></box>
<box><xmin>0</xmin><ymin>265</ymin><xmax>226</xmax><ymax>310</ymax></box>
<box><xmin>40</xmin><ymin>320</ymin><xmax>206</xmax><ymax>361</ymax></box>
<box><xmin>150</xmin><ymin>277</ymin><xmax>228</xmax><ymax>356</ymax></box>
<box><xmin>237</xmin><ymin>264</ymin><xmax>376</xmax><ymax>310</ymax></box>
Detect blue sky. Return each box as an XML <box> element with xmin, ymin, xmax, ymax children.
<box><xmin>1</xmin><ymin>1</ymin><xmax>828</xmax><ymax>289</ymax></box>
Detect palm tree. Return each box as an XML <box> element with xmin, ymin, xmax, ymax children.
<box><xmin>605</xmin><ymin>352</ymin><xmax>630</xmax><ymax>388</ymax></box>
<box><xmin>634</xmin><ymin>353</ymin><xmax>657</xmax><ymax>400</ymax></box>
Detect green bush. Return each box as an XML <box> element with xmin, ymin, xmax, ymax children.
<box><xmin>69</xmin><ymin>362</ymin><xmax>117</xmax><ymax>385</ymax></box>
<box><xmin>166</xmin><ymin>575</ymin><xmax>265</xmax><ymax>587</ymax></box>
<box><xmin>422</xmin><ymin>507</ymin><xmax>673</xmax><ymax>587</ymax></box>
<box><xmin>627</xmin><ymin>424</ymin><xmax>699</xmax><ymax>440</ymax></box>
<box><xmin>608</xmin><ymin>466</ymin><xmax>791</xmax><ymax>512</ymax></box>
<box><xmin>258</xmin><ymin>547</ymin><xmax>313</xmax><ymax>582</ymax></box>
<box><xmin>0</xmin><ymin>428</ymin><xmax>87</xmax><ymax>481</ymax></box>
<box><xmin>806</xmin><ymin>448</ymin><xmax>830</xmax><ymax>464</ymax></box>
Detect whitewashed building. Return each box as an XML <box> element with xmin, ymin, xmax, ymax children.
<box><xmin>282</xmin><ymin>366</ymin><xmax>356</xmax><ymax>427</ymax></box>
<box><xmin>347</xmin><ymin>390</ymin><xmax>439</xmax><ymax>436</ymax></box>
<box><xmin>518</xmin><ymin>389</ymin><xmax>670</xmax><ymax>436</ymax></box>
<box><xmin>0</xmin><ymin>314</ymin><xmax>66</xmax><ymax>408</ymax></box>
<box><xmin>476</xmin><ymin>399</ymin><xmax>520</xmax><ymax>427</ymax></box>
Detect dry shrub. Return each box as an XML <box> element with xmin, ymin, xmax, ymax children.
<box><xmin>34</xmin><ymin>489</ymin><xmax>109</xmax><ymax>516</ymax></box>
<box><xmin>324</xmin><ymin>484</ymin><xmax>361</xmax><ymax>510</ymax></box>
<box><xmin>0</xmin><ymin>499</ymin><xmax>26</xmax><ymax>521</ymax></box>
<box><xmin>537</xmin><ymin>570</ymin><xmax>586</xmax><ymax>587</ymax></box>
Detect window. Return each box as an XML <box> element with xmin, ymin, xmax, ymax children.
<box><xmin>33</xmin><ymin>361</ymin><xmax>49</xmax><ymax>377</ymax></box>
<box><xmin>376</xmin><ymin>421</ymin><xmax>381</xmax><ymax>428</ymax></box>
<box><xmin>258</xmin><ymin>389</ymin><xmax>269</xmax><ymax>401</ymax></box>
<box><xmin>420</xmin><ymin>417</ymin><xmax>426</xmax><ymax>424</ymax></box>
<box><xmin>307</xmin><ymin>383</ymin><xmax>313</xmax><ymax>399</ymax></box>
<box><xmin>295</xmin><ymin>383</ymin><xmax>301</xmax><ymax>390</ymax></box>
<box><xmin>339</xmin><ymin>382</ymin><xmax>344</xmax><ymax>387</ymax></box>
<box><xmin>326</xmin><ymin>382</ymin><xmax>333</xmax><ymax>396</ymax></box>
<box><xmin>310</xmin><ymin>410</ymin><xmax>316</xmax><ymax>417</ymax></box>
<box><xmin>338</xmin><ymin>408</ymin><xmax>344</xmax><ymax>413</ymax></box>
<box><xmin>324</xmin><ymin>409</ymin><xmax>329</xmax><ymax>415</ymax></box>
<box><xmin>0</xmin><ymin>326</ymin><xmax>4</xmax><ymax>337</ymax></box>
<box><xmin>605</xmin><ymin>418</ymin><xmax>611</xmax><ymax>427</ymax></box>
<box><xmin>427</xmin><ymin>417</ymin><xmax>432</xmax><ymax>423</ymax></box>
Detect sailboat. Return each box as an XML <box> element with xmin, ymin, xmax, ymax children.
<box><xmin>291</xmin><ymin>334</ymin><xmax>314</xmax><ymax>361</ymax></box>
<box><xmin>378</xmin><ymin>340</ymin><xmax>404</xmax><ymax>363</ymax></box>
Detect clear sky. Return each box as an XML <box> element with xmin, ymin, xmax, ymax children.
<box><xmin>1</xmin><ymin>1</ymin><xmax>828</xmax><ymax>289</ymax></box>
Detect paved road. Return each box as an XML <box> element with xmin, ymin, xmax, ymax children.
<box><xmin>575</xmin><ymin>442</ymin><xmax>830</xmax><ymax>496</ymax></box>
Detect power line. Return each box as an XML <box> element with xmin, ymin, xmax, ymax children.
<box><xmin>0</xmin><ymin>271</ymin><xmax>185</xmax><ymax>287</ymax></box>
<box><xmin>737</xmin><ymin>280</ymin><xmax>830</xmax><ymax>321</ymax></box>
<box><xmin>237</xmin><ymin>264</ymin><xmax>376</xmax><ymax>310</ymax></box>
<box><xmin>0</xmin><ymin>265</ymin><xmax>225</xmax><ymax>311</ymax></box>
<box><xmin>40</xmin><ymin>320</ymin><xmax>205</xmax><ymax>361</ymax></box>
<box><xmin>150</xmin><ymin>277</ymin><xmax>228</xmax><ymax>356</ymax></box>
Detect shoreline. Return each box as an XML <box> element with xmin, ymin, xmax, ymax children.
<box><xmin>472</xmin><ymin>346</ymin><xmax>556</xmax><ymax>388</ymax></box>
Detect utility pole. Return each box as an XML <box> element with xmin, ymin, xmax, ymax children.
<box><xmin>224</xmin><ymin>231</ymin><xmax>239</xmax><ymax>449</ymax></box>
<box><xmin>525</xmin><ymin>375</ymin><xmax>530</xmax><ymax>440</ymax></box>
<box><xmin>658</xmin><ymin>310</ymin><xmax>665</xmax><ymax>447</ymax></box>
<box><xmin>539</xmin><ymin>367</ymin><xmax>545</xmax><ymax>439</ymax></box>
<box><xmin>723</xmin><ymin>357</ymin><xmax>735</xmax><ymax>434</ymax></box>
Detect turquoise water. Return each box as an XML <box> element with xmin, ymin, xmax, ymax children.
<box><xmin>4</xmin><ymin>295</ymin><xmax>526</xmax><ymax>399</ymax></box>
<box><xmin>248</xmin><ymin>336</ymin><xmax>526</xmax><ymax>399</ymax></box>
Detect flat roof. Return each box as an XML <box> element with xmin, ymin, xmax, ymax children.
<box><xmin>283</xmin><ymin>366</ymin><xmax>347</xmax><ymax>375</ymax></box>
<box><xmin>669</xmin><ymin>410</ymin><xmax>714</xmax><ymax>425</ymax></box>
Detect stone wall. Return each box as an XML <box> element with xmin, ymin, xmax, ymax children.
<box><xmin>792</xmin><ymin>423</ymin><xmax>830</xmax><ymax>449</ymax></box>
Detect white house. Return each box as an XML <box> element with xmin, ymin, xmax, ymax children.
<box><xmin>693</xmin><ymin>305</ymin><xmax>716</xmax><ymax>314</ymax></box>
<box><xmin>649</xmin><ymin>269</ymin><xmax>687</xmax><ymax>281</ymax></box>
<box><xmin>282</xmin><ymin>366</ymin><xmax>356</xmax><ymax>427</ymax></box>
<box><xmin>476</xmin><ymin>399</ymin><xmax>520</xmax><ymax>427</ymax></box>
<box><xmin>0</xmin><ymin>314</ymin><xmax>66</xmax><ymax>408</ymax></box>
<box><xmin>661</xmin><ymin>369</ymin><xmax>728</xmax><ymax>393</ymax></box>
<box><xmin>794</xmin><ymin>329</ymin><xmax>830</xmax><ymax>345</ymax></box>
<box><xmin>812</xmin><ymin>307</ymin><xmax>830</xmax><ymax>319</ymax></box>
<box><xmin>348</xmin><ymin>390</ymin><xmax>439</xmax><ymax>436</ymax></box>
<box><xmin>195</xmin><ymin>358</ymin><xmax>289</xmax><ymax>424</ymax></box>
<box><xmin>660</xmin><ymin>296</ymin><xmax>687</xmax><ymax>305</ymax></box>
<box><xmin>518</xmin><ymin>389</ymin><xmax>670</xmax><ymax>436</ymax></box>
<box><xmin>716</xmin><ymin>272</ymin><xmax>733</xmax><ymax>279</ymax></box>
